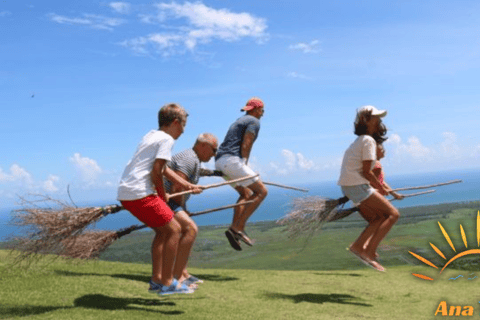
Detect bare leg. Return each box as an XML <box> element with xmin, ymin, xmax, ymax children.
<box><xmin>231</xmin><ymin>181</ymin><xmax>268</xmax><ymax>232</ymax></box>
<box><xmin>151</xmin><ymin>219</ymin><xmax>182</xmax><ymax>287</ymax></box>
<box><xmin>358</xmin><ymin>202</ymin><xmax>387</xmax><ymax>258</ymax></box>
<box><xmin>151</xmin><ymin>231</ymin><xmax>165</xmax><ymax>284</ymax></box>
<box><xmin>172</xmin><ymin>211</ymin><xmax>198</xmax><ymax>282</ymax></box>
<box><xmin>349</xmin><ymin>220</ymin><xmax>382</xmax><ymax>259</ymax></box>
<box><xmin>359</xmin><ymin>191</ymin><xmax>399</xmax><ymax>260</ymax></box>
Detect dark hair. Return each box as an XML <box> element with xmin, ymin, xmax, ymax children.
<box><xmin>372</xmin><ymin>123</ymin><xmax>388</xmax><ymax>144</ymax></box>
<box><xmin>158</xmin><ymin>103</ymin><xmax>188</xmax><ymax>128</ymax></box>
<box><xmin>354</xmin><ymin>109</ymin><xmax>387</xmax><ymax>143</ymax></box>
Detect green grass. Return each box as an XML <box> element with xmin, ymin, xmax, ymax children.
<box><xmin>3</xmin><ymin>202</ymin><xmax>480</xmax><ymax>319</ymax></box>
<box><xmin>100</xmin><ymin>203</ymin><xmax>480</xmax><ymax>271</ymax></box>
<box><xmin>1</xmin><ymin>250</ymin><xmax>478</xmax><ymax>320</ymax></box>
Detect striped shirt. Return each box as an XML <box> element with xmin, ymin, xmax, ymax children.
<box><xmin>164</xmin><ymin>148</ymin><xmax>201</xmax><ymax>205</ymax></box>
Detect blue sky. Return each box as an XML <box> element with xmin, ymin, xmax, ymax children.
<box><xmin>1</xmin><ymin>0</ymin><xmax>480</xmax><ymax>209</ymax></box>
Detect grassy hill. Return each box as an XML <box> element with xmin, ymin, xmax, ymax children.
<box><xmin>1</xmin><ymin>250</ymin><xmax>477</xmax><ymax>320</ymax></box>
<box><xmin>100</xmin><ymin>201</ymin><xmax>480</xmax><ymax>271</ymax></box>
<box><xmin>2</xmin><ymin>201</ymin><xmax>480</xmax><ymax>319</ymax></box>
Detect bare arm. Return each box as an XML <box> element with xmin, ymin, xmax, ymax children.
<box><xmin>164</xmin><ymin>166</ymin><xmax>203</xmax><ymax>194</ymax></box>
<box><xmin>383</xmin><ymin>181</ymin><xmax>404</xmax><ymax>200</ymax></box>
<box><xmin>151</xmin><ymin>159</ymin><xmax>169</xmax><ymax>201</ymax></box>
<box><xmin>166</xmin><ymin>169</ymin><xmax>190</xmax><ymax>207</ymax></box>
<box><xmin>241</xmin><ymin>131</ymin><xmax>255</xmax><ymax>164</ymax></box>
<box><xmin>362</xmin><ymin>160</ymin><xmax>389</xmax><ymax>196</ymax></box>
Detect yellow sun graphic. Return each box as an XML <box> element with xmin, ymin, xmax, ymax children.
<box><xmin>409</xmin><ymin>211</ymin><xmax>480</xmax><ymax>281</ymax></box>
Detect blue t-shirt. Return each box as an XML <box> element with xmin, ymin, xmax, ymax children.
<box><xmin>215</xmin><ymin>115</ymin><xmax>261</xmax><ymax>161</ymax></box>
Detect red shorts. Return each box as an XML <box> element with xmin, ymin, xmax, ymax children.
<box><xmin>121</xmin><ymin>194</ymin><xmax>174</xmax><ymax>228</ymax></box>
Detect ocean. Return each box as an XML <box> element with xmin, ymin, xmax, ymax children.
<box><xmin>1</xmin><ymin>168</ymin><xmax>479</xmax><ymax>241</ymax></box>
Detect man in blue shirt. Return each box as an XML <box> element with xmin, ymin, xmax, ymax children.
<box><xmin>215</xmin><ymin>97</ymin><xmax>268</xmax><ymax>251</ymax></box>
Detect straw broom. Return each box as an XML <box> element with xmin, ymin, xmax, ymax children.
<box><xmin>10</xmin><ymin>174</ymin><xmax>258</xmax><ymax>253</ymax></box>
<box><xmin>60</xmin><ymin>201</ymin><xmax>254</xmax><ymax>260</ymax></box>
<box><xmin>278</xmin><ymin>190</ymin><xmax>435</xmax><ymax>241</ymax></box>
<box><xmin>278</xmin><ymin>179</ymin><xmax>462</xmax><ymax>240</ymax></box>
<box><xmin>59</xmin><ymin>224</ymin><xmax>148</xmax><ymax>260</ymax></box>
<box><xmin>324</xmin><ymin>189</ymin><xmax>436</xmax><ymax>222</ymax></box>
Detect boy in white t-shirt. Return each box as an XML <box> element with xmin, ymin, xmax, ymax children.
<box><xmin>118</xmin><ymin>103</ymin><xmax>203</xmax><ymax>295</ymax></box>
<box><xmin>337</xmin><ymin>106</ymin><xmax>400</xmax><ymax>272</ymax></box>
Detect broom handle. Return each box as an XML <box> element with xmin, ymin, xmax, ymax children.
<box><xmin>334</xmin><ymin>189</ymin><xmax>437</xmax><ymax>218</ymax></box>
<box><xmin>108</xmin><ymin>175</ymin><xmax>259</xmax><ymax>214</ymax></box>
<box><xmin>263</xmin><ymin>182</ymin><xmax>309</xmax><ymax>192</ymax></box>
<box><xmin>116</xmin><ymin>201</ymin><xmax>256</xmax><ymax>237</ymax></box>
<box><xmin>189</xmin><ymin>200</ymin><xmax>255</xmax><ymax>217</ymax></box>
<box><xmin>211</xmin><ymin>171</ymin><xmax>308</xmax><ymax>193</ymax></box>
<box><xmin>169</xmin><ymin>174</ymin><xmax>260</xmax><ymax>198</ymax></box>
<box><xmin>116</xmin><ymin>224</ymin><xmax>148</xmax><ymax>238</ymax></box>
<box><xmin>390</xmin><ymin>189</ymin><xmax>436</xmax><ymax>200</ymax></box>
<box><xmin>392</xmin><ymin>179</ymin><xmax>462</xmax><ymax>192</ymax></box>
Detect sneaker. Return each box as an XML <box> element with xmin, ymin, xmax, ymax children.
<box><xmin>158</xmin><ymin>279</ymin><xmax>194</xmax><ymax>295</ymax></box>
<box><xmin>148</xmin><ymin>279</ymin><xmax>163</xmax><ymax>293</ymax></box>
<box><xmin>187</xmin><ymin>275</ymin><xmax>203</xmax><ymax>284</ymax></box>
<box><xmin>181</xmin><ymin>278</ymin><xmax>199</xmax><ymax>289</ymax></box>
<box><xmin>225</xmin><ymin>229</ymin><xmax>242</xmax><ymax>251</ymax></box>
<box><xmin>234</xmin><ymin>229</ymin><xmax>254</xmax><ymax>246</ymax></box>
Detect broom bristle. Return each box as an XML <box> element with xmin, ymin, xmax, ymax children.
<box><xmin>8</xmin><ymin>195</ymin><xmax>123</xmax><ymax>265</ymax></box>
<box><xmin>277</xmin><ymin>196</ymin><xmax>341</xmax><ymax>239</ymax></box>
<box><xmin>60</xmin><ymin>230</ymin><xmax>118</xmax><ymax>260</ymax></box>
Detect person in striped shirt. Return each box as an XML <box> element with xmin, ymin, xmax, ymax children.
<box><xmin>157</xmin><ymin>133</ymin><xmax>219</xmax><ymax>289</ymax></box>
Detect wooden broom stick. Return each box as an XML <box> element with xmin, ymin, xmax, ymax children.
<box><xmin>391</xmin><ymin>189</ymin><xmax>436</xmax><ymax>200</ymax></box>
<box><xmin>263</xmin><ymin>182</ymin><xmax>309</xmax><ymax>192</ymax></box>
<box><xmin>189</xmin><ymin>200</ymin><xmax>255</xmax><ymax>217</ymax></box>
<box><xmin>392</xmin><ymin>179</ymin><xmax>462</xmax><ymax>192</ymax></box>
<box><xmin>326</xmin><ymin>189</ymin><xmax>437</xmax><ymax>222</ymax></box>
<box><xmin>169</xmin><ymin>174</ymin><xmax>260</xmax><ymax>198</ymax></box>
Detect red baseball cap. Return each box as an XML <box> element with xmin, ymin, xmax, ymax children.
<box><xmin>241</xmin><ymin>97</ymin><xmax>264</xmax><ymax>111</ymax></box>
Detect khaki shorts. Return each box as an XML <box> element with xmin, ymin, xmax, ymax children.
<box><xmin>215</xmin><ymin>155</ymin><xmax>259</xmax><ymax>188</ymax></box>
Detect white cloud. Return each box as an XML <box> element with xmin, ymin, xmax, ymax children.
<box><xmin>297</xmin><ymin>153</ymin><xmax>315</xmax><ymax>170</ymax></box>
<box><xmin>382</xmin><ymin>131</ymin><xmax>480</xmax><ymax>174</ymax></box>
<box><xmin>269</xmin><ymin>162</ymin><xmax>288</xmax><ymax>175</ymax></box>
<box><xmin>122</xmin><ymin>2</ymin><xmax>268</xmax><ymax>56</ymax></box>
<box><xmin>109</xmin><ymin>2</ymin><xmax>131</xmax><ymax>14</ymax></box>
<box><xmin>47</xmin><ymin>13</ymin><xmax>126</xmax><ymax>31</ymax></box>
<box><xmin>0</xmin><ymin>164</ymin><xmax>34</xmax><ymax>185</ymax></box>
<box><xmin>287</xmin><ymin>71</ymin><xmax>313</xmax><ymax>80</ymax></box>
<box><xmin>69</xmin><ymin>153</ymin><xmax>102</xmax><ymax>184</ymax></box>
<box><xmin>289</xmin><ymin>40</ymin><xmax>320</xmax><ymax>53</ymax></box>
<box><xmin>270</xmin><ymin>149</ymin><xmax>321</xmax><ymax>175</ymax></box>
<box><xmin>0</xmin><ymin>11</ymin><xmax>12</xmax><ymax>17</ymax></box>
<box><xmin>281</xmin><ymin>149</ymin><xmax>297</xmax><ymax>171</ymax></box>
<box><xmin>440</xmin><ymin>132</ymin><xmax>461</xmax><ymax>159</ymax></box>
<box><xmin>138</xmin><ymin>13</ymin><xmax>158</xmax><ymax>24</ymax></box>
<box><xmin>43</xmin><ymin>175</ymin><xmax>60</xmax><ymax>192</ymax></box>
<box><xmin>386</xmin><ymin>133</ymin><xmax>432</xmax><ymax>161</ymax></box>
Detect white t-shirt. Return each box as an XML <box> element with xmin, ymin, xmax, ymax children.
<box><xmin>337</xmin><ymin>135</ymin><xmax>377</xmax><ymax>186</ymax></box>
<box><xmin>117</xmin><ymin>130</ymin><xmax>175</xmax><ymax>201</ymax></box>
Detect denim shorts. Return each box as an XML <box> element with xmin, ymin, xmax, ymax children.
<box><xmin>168</xmin><ymin>200</ymin><xmax>187</xmax><ymax>213</ymax></box>
<box><xmin>341</xmin><ymin>184</ymin><xmax>374</xmax><ymax>206</ymax></box>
